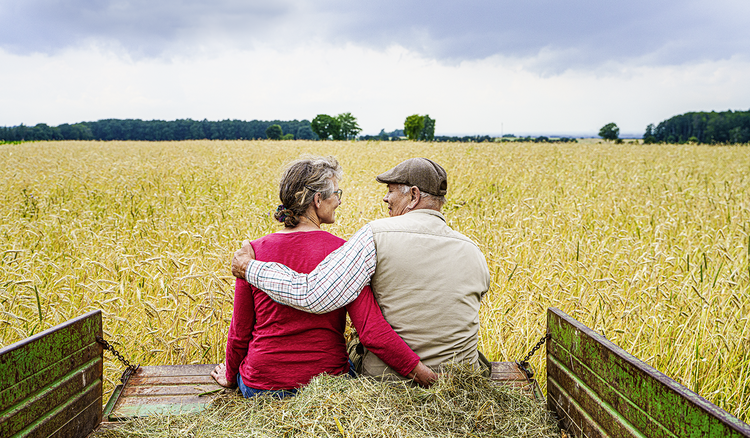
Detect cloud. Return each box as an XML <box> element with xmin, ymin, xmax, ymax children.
<box><xmin>330</xmin><ymin>0</ymin><xmax>750</xmax><ymax>70</ymax></box>
<box><xmin>3</xmin><ymin>43</ymin><xmax>750</xmax><ymax>135</ymax></box>
<box><xmin>0</xmin><ymin>0</ymin><xmax>302</xmax><ymax>56</ymax></box>
<box><xmin>1</xmin><ymin>0</ymin><xmax>749</xmax><ymax>70</ymax></box>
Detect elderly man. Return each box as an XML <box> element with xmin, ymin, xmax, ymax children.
<box><xmin>232</xmin><ymin>158</ymin><xmax>491</xmax><ymax>379</ymax></box>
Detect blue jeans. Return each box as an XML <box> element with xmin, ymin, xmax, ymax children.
<box><xmin>237</xmin><ymin>374</ymin><xmax>298</xmax><ymax>399</ymax></box>
<box><xmin>236</xmin><ymin>360</ymin><xmax>357</xmax><ymax>399</ymax></box>
<box><xmin>346</xmin><ymin>359</ymin><xmax>358</xmax><ymax>377</ymax></box>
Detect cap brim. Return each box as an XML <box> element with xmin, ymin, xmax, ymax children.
<box><xmin>375</xmin><ymin>171</ymin><xmax>405</xmax><ymax>185</ymax></box>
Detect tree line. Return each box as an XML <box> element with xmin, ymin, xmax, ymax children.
<box><xmin>644</xmin><ymin>109</ymin><xmax>750</xmax><ymax>144</ymax></box>
<box><xmin>0</xmin><ymin>119</ymin><xmax>318</xmax><ymax>142</ymax></box>
<box><xmin>1</xmin><ymin>113</ymin><xmax>431</xmax><ymax>143</ymax></box>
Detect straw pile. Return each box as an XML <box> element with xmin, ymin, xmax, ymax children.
<box><xmin>93</xmin><ymin>365</ymin><xmax>559</xmax><ymax>438</ymax></box>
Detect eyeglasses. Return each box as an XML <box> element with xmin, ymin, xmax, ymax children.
<box><xmin>305</xmin><ymin>185</ymin><xmax>343</xmax><ymax>201</ymax></box>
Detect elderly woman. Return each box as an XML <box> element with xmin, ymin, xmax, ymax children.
<box><xmin>212</xmin><ymin>156</ymin><xmax>434</xmax><ymax>397</ymax></box>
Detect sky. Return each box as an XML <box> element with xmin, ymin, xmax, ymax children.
<box><xmin>1</xmin><ymin>1</ymin><xmax>749</xmax><ymax>137</ymax></box>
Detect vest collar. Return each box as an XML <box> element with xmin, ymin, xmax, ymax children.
<box><xmin>403</xmin><ymin>208</ymin><xmax>446</xmax><ymax>223</ymax></box>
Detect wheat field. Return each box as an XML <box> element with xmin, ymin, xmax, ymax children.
<box><xmin>1</xmin><ymin>140</ymin><xmax>748</xmax><ymax>421</ymax></box>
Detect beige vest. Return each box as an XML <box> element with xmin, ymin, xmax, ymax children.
<box><xmin>361</xmin><ymin>209</ymin><xmax>490</xmax><ymax>378</ymax></box>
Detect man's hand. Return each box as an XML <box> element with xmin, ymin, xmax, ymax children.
<box><xmin>210</xmin><ymin>363</ymin><xmax>237</xmax><ymax>388</ymax></box>
<box><xmin>231</xmin><ymin>240</ymin><xmax>255</xmax><ymax>279</ymax></box>
<box><xmin>407</xmin><ymin>361</ymin><xmax>438</xmax><ymax>388</ymax></box>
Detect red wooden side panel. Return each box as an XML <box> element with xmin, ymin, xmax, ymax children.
<box><xmin>547</xmin><ymin>307</ymin><xmax>750</xmax><ymax>438</ymax></box>
<box><xmin>0</xmin><ymin>310</ymin><xmax>103</xmax><ymax>438</ymax></box>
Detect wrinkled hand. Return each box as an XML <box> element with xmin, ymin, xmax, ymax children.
<box><xmin>211</xmin><ymin>363</ymin><xmax>237</xmax><ymax>388</ymax></box>
<box><xmin>407</xmin><ymin>361</ymin><xmax>438</xmax><ymax>388</ymax></box>
<box><xmin>231</xmin><ymin>240</ymin><xmax>255</xmax><ymax>279</ymax></box>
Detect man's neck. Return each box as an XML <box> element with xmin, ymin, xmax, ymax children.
<box><xmin>410</xmin><ymin>201</ymin><xmax>442</xmax><ymax>213</ymax></box>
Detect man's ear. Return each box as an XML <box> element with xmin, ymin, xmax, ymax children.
<box><xmin>409</xmin><ymin>186</ymin><xmax>421</xmax><ymax>208</ymax></box>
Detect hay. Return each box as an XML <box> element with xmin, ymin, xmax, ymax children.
<box><xmin>93</xmin><ymin>365</ymin><xmax>560</xmax><ymax>438</ymax></box>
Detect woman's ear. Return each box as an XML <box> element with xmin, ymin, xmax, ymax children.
<box><xmin>314</xmin><ymin>192</ymin><xmax>322</xmax><ymax>208</ymax></box>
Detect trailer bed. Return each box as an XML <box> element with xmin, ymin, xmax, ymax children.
<box><xmin>102</xmin><ymin>365</ymin><xmax>223</xmax><ymax>421</ymax></box>
<box><xmin>3</xmin><ymin>309</ymin><xmax>750</xmax><ymax>437</ymax></box>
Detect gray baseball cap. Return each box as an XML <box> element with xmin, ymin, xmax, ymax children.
<box><xmin>375</xmin><ymin>158</ymin><xmax>448</xmax><ymax>196</ymax></box>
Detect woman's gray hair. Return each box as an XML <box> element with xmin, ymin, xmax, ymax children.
<box><xmin>275</xmin><ymin>156</ymin><xmax>343</xmax><ymax>227</ymax></box>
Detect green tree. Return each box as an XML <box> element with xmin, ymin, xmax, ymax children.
<box><xmin>31</xmin><ymin>123</ymin><xmax>62</xmax><ymax>141</ymax></box>
<box><xmin>599</xmin><ymin>123</ymin><xmax>620</xmax><ymax>142</ymax></box>
<box><xmin>404</xmin><ymin>115</ymin><xmax>425</xmax><ymax>140</ymax></box>
<box><xmin>643</xmin><ymin>124</ymin><xmax>656</xmax><ymax>144</ymax></box>
<box><xmin>16</xmin><ymin>124</ymin><xmax>28</xmax><ymax>141</ymax></box>
<box><xmin>266</xmin><ymin>124</ymin><xmax>283</xmax><ymax>140</ymax></box>
<box><xmin>421</xmin><ymin>115</ymin><xmax>435</xmax><ymax>141</ymax></box>
<box><xmin>336</xmin><ymin>112</ymin><xmax>361</xmax><ymax>140</ymax></box>
<box><xmin>729</xmin><ymin>126</ymin><xmax>750</xmax><ymax>144</ymax></box>
<box><xmin>311</xmin><ymin>114</ymin><xmax>341</xmax><ymax>140</ymax></box>
<box><xmin>295</xmin><ymin>125</ymin><xmax>317</xmax><ymax>140</ymax></box>
<box><xmin>648</xmin><ymin>109</ymin><xmax>750</xmax><ymax>144</ymax></box>
<box><xmin>58</xmin><ymin>123</ymin><xmax>93</xmax><ymax>140</ymax></box>
<box><xmin>404</xmin><ymin>114</ymin><xmax>436</xmax><ymax>141</ymax></box>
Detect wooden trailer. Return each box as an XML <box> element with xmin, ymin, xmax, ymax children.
<box><xmin>1</xmin><ymin>308</ymin><xmax>749</xmax><ymax>437</ymax></box>
<box><xmin>546</xmin><ymin>307</ymin><xmax>750</xmax><ymax>437</ymax></box>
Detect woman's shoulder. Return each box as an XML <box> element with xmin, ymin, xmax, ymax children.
<box><xmin>310</xmin><ymin>230</ymin><xmax>346</xmax><ymax>245</ymax></box>
<box><xmin>252</xmin><ymin>230</ymin><xmax>345</xmax><ymax>267</ymax></box>
<box><xmin>254</xmin><ymin>230</ymin><xmax>345</xmax><ymax>250</ymax></box>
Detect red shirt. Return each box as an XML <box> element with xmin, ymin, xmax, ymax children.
<box><xmin>224</xmin><ymin>230</ymin><xmax>419</xmax><ymax>390</ymax></box>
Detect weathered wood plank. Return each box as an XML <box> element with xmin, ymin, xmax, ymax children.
<box><xmin>548</xmin><ymin>355</ymin><xmax>657</xmax><ymax>438</ymax></box>
<box><xmin>45</xmin><ymin>396</ymin><xmax>101</xmax><ymax>438</ymax></box>
<box><xmin>548</xmin><ymin>374</ymin><xmax>610</xmax><ymax>438</ymax></box>
<box><xmin>0</xmin><ymin>310</ymin><xmax>103</xmax><ymax>438</ymax></box>
<box><xmin>1</xmin><ymin>359</ymin><xmax>101</xmax><ymax>436</ymax></box>
<box><xmin>0</xmin><ymin>343</ymin><xmax>101</xmax><ymax>413</ymax></box>
<box><xmin>15</xmin><ymin>380</ymin><xmax>102</xmax><ymax>438</ymax></box>
<box><xmin>134</xmin><ymin>364</ymin><xmax>219</xmax><ymax>377</ymax></box>
<box><xmin>0</xmin><ymin>311</ymin><xmax>102</xmax><ymax>388</ymax></box>
<box><xmin>489</xmin><ymin>361</ymin><xmax>528</xmax><ymax>380</ymax></box>
<box><xmin>488</xmin><ymin>361</ymin><xmax>543</xmax><ymax>400</ymax></box>
<box><xmin>127</xmin><ymin>375</ymin><xmax>217</xmax><ymax>386</ymax></box>
<box><xmin>122</xmin><ymin>384</ymin><xmax>219</xmax><ymax>397</ymax></box>
<box><xmin>112</xmin><ymin>394</ymin><xmax>214</xmax><ymax>407</ymax></box>
<box><xmin>547</xmin><ymin>307</ymin><xmax>750</xmax><ymax>438</ymax></box>
<box><xmin>105</xmin><ymin>364</ymin><xmax>223</xmax><ymax>421</ymax></box>
<box><xmin>548</xmin><ymin>342</ymin><xmax>679</xmax><ymax>437</ymax></box>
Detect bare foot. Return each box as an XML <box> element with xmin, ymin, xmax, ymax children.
<box><xmin>211</xmin><ymin>363</ymin><xmax>237</xmax><ymax>388</ymax></box>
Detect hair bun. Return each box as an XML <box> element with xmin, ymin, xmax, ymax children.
<box><xmin>274</xmin><ymin>205</ymin><xmax>290</xmax><ymax>223</ymax></box>
<box><xmin>274</xmin><ymin>204</ymin><xmax>297</xmax><ymax>225</ymax></box>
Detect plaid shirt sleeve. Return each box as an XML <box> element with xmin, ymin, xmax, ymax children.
<box><xmin>244</xmin><ymin>224</ymin><xmax>377</xmax><ymax>314</ymax></box>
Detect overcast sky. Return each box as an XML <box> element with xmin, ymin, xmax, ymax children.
<box><xmin>2</xmin><ymin>1</ymin><xmax>749</xmax><ymax>136</ymax></box>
